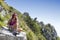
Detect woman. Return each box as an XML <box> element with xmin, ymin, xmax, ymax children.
<box><xmin>8</xmin><ymin>13</ymin><xmax>22</xmax><ymax>36</ymax></box>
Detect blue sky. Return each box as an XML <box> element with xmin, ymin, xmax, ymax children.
<box><xmin>5</xmin><ymin>0</ymin><xmax>60</xmax><ymax>37</ymax></box>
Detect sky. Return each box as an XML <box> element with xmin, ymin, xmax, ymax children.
<box><xmin>5</xmin><ymin>0</ymin><xmax>60</xmax><ymax>37</ymax></box>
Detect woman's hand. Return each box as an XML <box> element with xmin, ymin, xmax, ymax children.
<box><xmin>17</xmin><ymin>28</ymin><xmax>23</xmax><ymax>32</ymax></box>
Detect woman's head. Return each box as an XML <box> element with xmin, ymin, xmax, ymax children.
<box><xmin>12</xmin><ymin>13</ymin><xmax>17</xmax><ymax>19</ymax></box>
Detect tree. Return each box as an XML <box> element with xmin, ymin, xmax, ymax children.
<box><xmin>23</xmin><ymin>12</ymin><xmax>29</xmax><ymax>16</ymax></box>
<box><xmin>34</xmin><ymin>17</ymin><xmax>37</xmax><ymax>21</ymax></box>
<box><xmin>39</xmin><ymin>21</ymin><xmax>44</xmax><ymax>27</ymax></box>
<box><xmin>57</xmin><ymin>37</ymin><xmax>60</xmax><ymax>40</ymax></box>
<box><xmin>0</xmin><ymin>0</ymin><xmax>4</xmax><ymax>2</ymax></box>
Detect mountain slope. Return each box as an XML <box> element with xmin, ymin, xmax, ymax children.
<box><xmin>0</xmin><ymin>1</ymin><xmax>60</xmax><ymax>40</ymax></box>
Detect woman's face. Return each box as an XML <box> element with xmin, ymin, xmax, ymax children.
<box><xmin>14</xmin><ymin>15</ymin><xmax>16</xmax><ymax>18</ymax></box>
<box><xmin>12</xmin><ymin>13</ymin><xmax>17</xmax><ymax>19</ymax></box>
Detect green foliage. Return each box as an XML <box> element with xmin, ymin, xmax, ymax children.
<box><xmin>0</xmin><ymin>2</ymin><xmax>1</xmax><ymax>5</ymax></box>
<box><xmin>23</xmin><ymin>13</ymin><xmax>46</xmax><ymax>40</ymax></box>
<box><xmin>34</xmin><ymin>17</ymin><xmax>37</xmax><ymax>21</ymax></box>
<box><xmin>0</xmin><ymin>14</ymin><xmax>6</xmax><ymax>27</ymax></box>
<box><xmin>0</xmin><ymin>14</ymin><xmax>4</xmax><ymax>21</ymax></box>
<box><xmin>56</xmin><ymin>37</ymin><xmax>60</xmax><ymax>40</ymax></box>
<box><xmin>23</xmin><ymin>14</ymin><xmax>39</xmax><ymax>33</ymax></box>
<box><xmin>27</xmin><ymin>31</ymin><xmax>38</xmax><ymax>40</ymax></box>
<box><xmin>37</xmin><ymin>33</ymin><xmax>46</xmax><ymax>40</ymax></box>
<box><xmin>0</xmin><ymin>1</ymin><xmax>59</xmax><ymax>40</ymax></box>
<box><xmin>10</xmin><ymin>6</ymin><xmax>13</xmax><ymax>10</ymax></box>
<box><xmin>57</xmin><ymin>37</ymin><xmax>60</xmax><ymax>40</ymax></box>
<box><xmin>0</xmin><ymin>21</ymin><xmax>6</xmax><ymax>27</ymax></box>
<box><xmin>5</xmin><ymin>14</ymin><xmax>11</xmax><ymax>19</ymax></box>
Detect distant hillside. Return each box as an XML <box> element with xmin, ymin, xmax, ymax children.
<box><xmin>0</xmin><ymin>0</ymin><xmax>60</xmax><ymax>40</ymax></box>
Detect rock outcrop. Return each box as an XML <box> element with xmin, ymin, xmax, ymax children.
<box><xmin>41</xmin><ymin>24</ymin><xmax>57</xmax><ymax>40</ymax></box>
<box><xmin>0</xmin><ymin>27</ymin><xmax>27</xmax><ymax>40</ymax></box>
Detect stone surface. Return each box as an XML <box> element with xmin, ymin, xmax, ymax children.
<box><xmin>41</xmin><ymin>24</ymin><xmax>57</xmax><ymax>40</ymax></box>
<box><xmin>0</xmin><ymin>27</ymin><xmax>27</xmax><ymax>40</ymax></box>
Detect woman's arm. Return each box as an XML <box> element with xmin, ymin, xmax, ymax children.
<box><xmin>13</xmin><ymin>17</ymin><xmax>19</xmax><ymax>30</ymax></box>
<box><xmin>7</xmin><ymin>19</ymin><xmax>10</xmax><ymax>25</ymax></box>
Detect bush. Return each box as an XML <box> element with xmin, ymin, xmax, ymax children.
<box><xmin>27</xmin><ymin>31</ymin><xmax>38</xmax><ymax>40</ymax></box>
<box><xmin>0</xmin><ymin>21</ymin><xmax>6</xmax><ymax>27</ymax></box>
<box><xmin>57</xmin><ymin>37</ymin><xmax>60</xmax><ymax>40</ymax></box>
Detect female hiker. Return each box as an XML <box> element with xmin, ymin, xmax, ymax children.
<box><xmin>7</xmin><ymin>13</ymin><xmax>22</xmax><ymax>36</ymax></box>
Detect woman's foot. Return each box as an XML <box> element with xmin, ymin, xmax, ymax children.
<box><xmin>17</xmin><ymin>28</ymin><xmax>23</xmax><ymax>32</ymax></box>
<box><xmin>12</xmin><ymin>31</ymin><xmax>18</xmax><ymax>36</ymax></box>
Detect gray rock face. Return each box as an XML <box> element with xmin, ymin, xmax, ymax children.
<box><xmin>0</xmin><ymin>6</ymin><xmax>3</xmax><ymax>12</ymax></box>
<box><xmin>42</xmin><ymin>24</ymin><xmax>57</xmax><ymax>40</ymax></box>
<box><xmin>0</xmin><ymin>27</ymin><xmax>27</xmax><ymax>40</ymax></box>
<box><xmin>0</xmin><ymin>34</ymin><xmax>27</xmax><ymax>40</ymax></box>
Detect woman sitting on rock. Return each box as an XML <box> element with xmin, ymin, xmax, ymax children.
<box><xmin>8</xmin><ymin>13</ymin><xmax>22</xmax><ymax>36</ymax></box>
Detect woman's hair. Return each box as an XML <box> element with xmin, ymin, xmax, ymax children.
<box><xmin>12</xmin><ymin>13</ymin><xmax>17</xmax><ymax>19</ymax></box>
<box><xmin>8</xmin><ymin>13</ymin><xmax>17</xmax><ymax>25</ymax></box>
